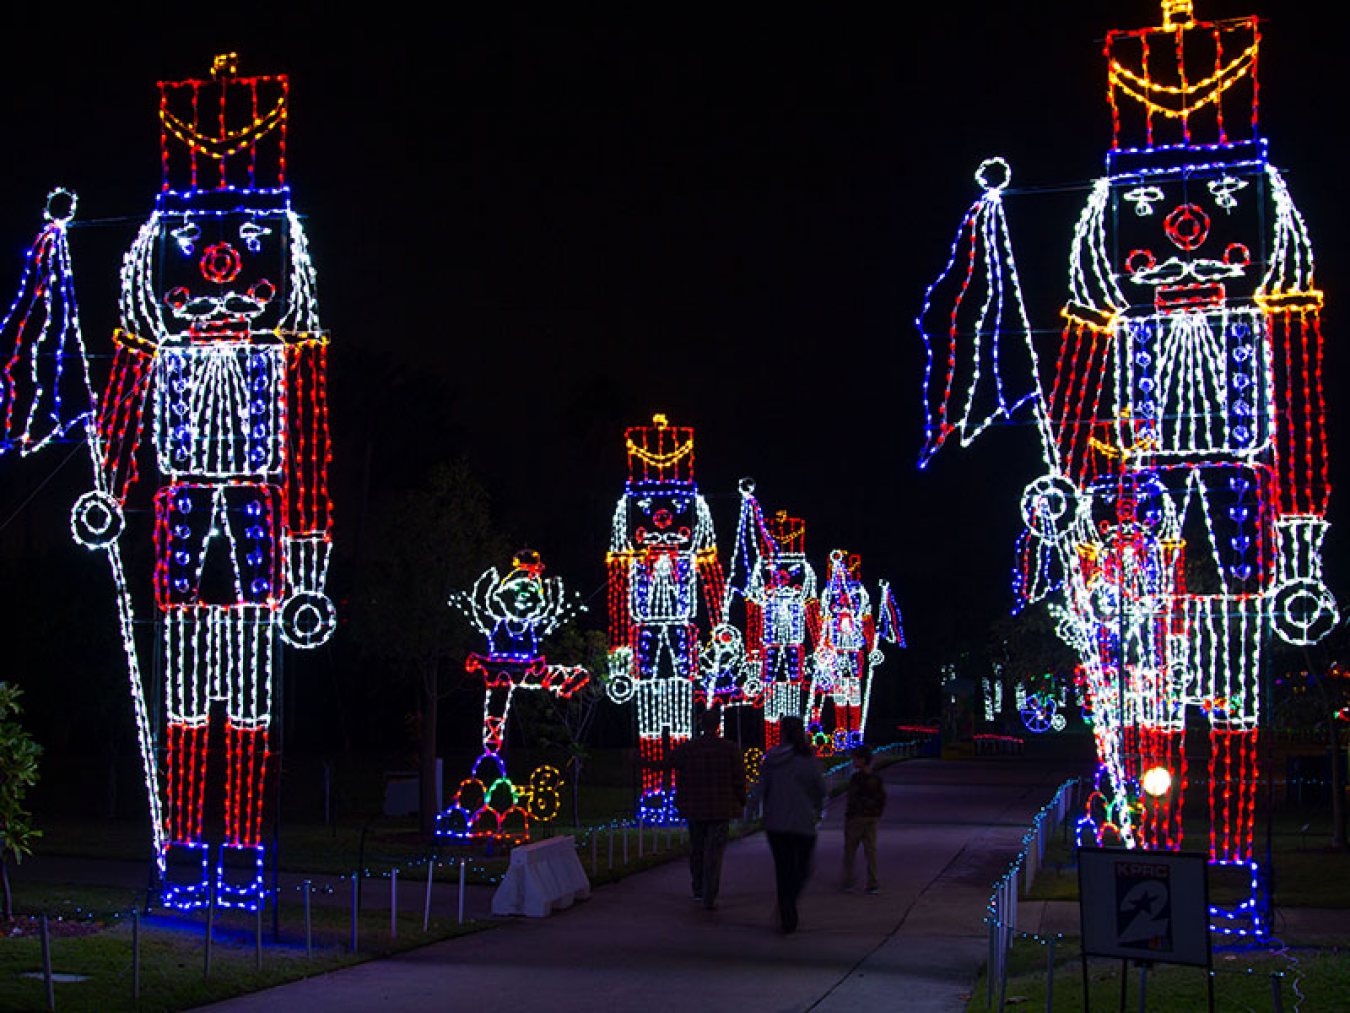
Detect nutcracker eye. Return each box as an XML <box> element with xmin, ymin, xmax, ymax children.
<box><xmin>1207</xmin><ymin>175</ymin><xmax>1248</xmax><ymax>211</ymax></box>
<box><xmin>172</xmin><ymin>221</ymin><xmax>201</xmax><ymax>256</ymax></box>
<box><xmin>239</xmin><ymin>221</ymin><xmax>272</xmax><ymax>254</ymax></box>
<box><xmin>1122</xmin><ymin>186</ymin><xmax>1165</xmax><ymax>216</ymax></box>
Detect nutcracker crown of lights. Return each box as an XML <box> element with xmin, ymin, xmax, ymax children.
<box><xmin>766</xmin><ymin>510</ymin><xmax>806</xmax><ymax>556</ymax></box>
<box><xmin>158</xmin><ymin>53</ymin><xmax>290</xmax><ymax>204</ymax></box>
<box><xmin>625</xmin><ymin>413</ymin><xmax>696</xmax><ymax>488</ymax></box>
<box><xmin>1104</xmin><ymin>0</ymin><xmax>1259</xmax><ymax>163</ymax></box>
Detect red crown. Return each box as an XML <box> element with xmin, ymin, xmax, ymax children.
<box><xmin>766</xmin><ymin>510</ymin><xmax>806</xmax><ymax>555</ymax></box>
<box><xmin>1105</xmin><ymin>2</ymin><xmax>1259</xmax><ymax>151</ymax></box>
<box><xmin>158</xmin><ymin>53</ymin><xmax>289</xmax><ymax>193</ymax></box>
<box><xmin>625</xmin><ymin>413</ymin><xmax>696</xmax><ymax>485</ymax></box>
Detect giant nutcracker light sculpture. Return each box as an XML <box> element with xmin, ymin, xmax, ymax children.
<box><xmin>606</xmin><ymin>414</ymin><xmax>726</xmax><ymax>823</ymax></box>
<box><xmin>917</xmin><ymin>2</ymin><xmax>1335</xmax><ymax>935</ymax></box>
<box><xmin>436</xmin><ymin>550</ymin><xmax>588</xmax><ymax>842</ymax></box>
<box><xmin>65</xmin><ymin>56</ymin><xmax>335</xmax><ymax>911</ymax></box>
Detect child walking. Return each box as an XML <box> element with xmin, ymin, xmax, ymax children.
<box><xmin>842</xmin><ymin>745</ymin><xmax>885</xmax><ymax>893</ymax></box>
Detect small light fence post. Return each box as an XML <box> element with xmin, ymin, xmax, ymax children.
<box><xmin>423</xmin><ymin>859</ymin><xmax>435</xmax><ymax>932</ymax></box>
<box><xmin>303</xmin><ymin>881</ymin><xmax>313</xmax><ymax>959</ymax></box>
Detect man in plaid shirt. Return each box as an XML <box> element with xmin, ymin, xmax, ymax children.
<box><xmin>670</xmin><ymin>710</ymin><xmax>746</xmax><ymax>910</ymax></box>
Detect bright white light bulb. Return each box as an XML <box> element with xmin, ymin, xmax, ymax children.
<box><xmin>1142</xmin><ymin>766</ymin><xmax>1173</xmax><ymax>797</ymax></box>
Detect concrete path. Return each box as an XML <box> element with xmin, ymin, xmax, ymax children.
<box><xmin>197</xmin><ymin>752</ymin><xmax>1082</xmax><ymax>1013</ymax></box>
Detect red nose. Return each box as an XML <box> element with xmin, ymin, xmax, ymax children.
<box><xmin>1163</xmin><ymin>204</ymin><xmax>1210</xmax><ymax>252</ymax></box>
<box><xmin>200</xmin><ymin>242</ymin><xmax>243</xmax><ymax>284</ymax></box>
<box><xmin>653</xmin><ymin>509</ymin><xmax>673</xmax><ymax>529</ymax></box>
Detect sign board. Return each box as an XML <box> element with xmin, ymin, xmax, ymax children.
<box><xmin>1078</xmin><ymin>848</ymin><xmax>1210</xmax><ymax>967</ymax></box>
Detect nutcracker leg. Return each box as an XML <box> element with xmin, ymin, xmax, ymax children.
<box><xmin>1137</xmin><ymin>725</ymin><xmax>1186</xmax><ymax>851</ymax></box>
<box><xmin>217</xmin><ymin>609</ymin><xmax>272</xmax><ymax>911</ymax></box>
<box><xmin>162</xmin><ymin>720</ymin><xmax>211</xmax><ymax>909</ymax></box>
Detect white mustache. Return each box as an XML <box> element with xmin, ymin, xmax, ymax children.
<box><xmin>1128</xmin><ymin>256</ymin><xmax>1245</xmax><ymax>286</ymax></box>
<box><xmin>172</xmin><ymin>293</ymin><xmax>269</xmax><ymax>320</ymax></box>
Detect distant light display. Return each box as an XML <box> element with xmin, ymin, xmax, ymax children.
<box><xmin>606</xmin><ymin>415</ymin><xmax>725</xmax><ymax>823</ymax></box>
<box><xmin>436</xmin><ymin>551</ymin><xmax>587</xmax><ymax>842</ymax></box>
<box><xmin>1015</xmin><ymin>673</ymin><xmax>1068</xmax><ymax>734</ymax></box>
<box><xmin>63</xmin><ymin>56</ymin><xmax>335</xmax><ymax>912</ymax></box>
<box><xmin>917</xmin><ymin>2</ymin><xmax>1334</xmax><ymax>937</ymax></box>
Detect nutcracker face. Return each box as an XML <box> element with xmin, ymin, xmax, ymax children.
<box><xmin>155</xmin><ymin>209</ymin><xmax>290</xmax><ymax>338</ymax></box>
<box><xmin>629</xmin><ymin>484</ymin><xmax>696</xmax><ymax>550</ymax></box>
<box><xmin>1111</xmin><ymin>165</ymin><xmax>1266</xmax><ymax>316</ymax></box>
<box><xmin>822</xmin><ymin>585</ymin><xmax>862</xmax><ymax>643</ymax></box>
<box><xmin>768</xmin><ymin>556</ymin><xmax>811</xmax><ymax>596</ymax></box>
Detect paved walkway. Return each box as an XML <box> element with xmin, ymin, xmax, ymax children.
<box><xmin>196</xmin><ymin>752</ymin><xmax>1083</xmax><ymax>1013</ymax></box>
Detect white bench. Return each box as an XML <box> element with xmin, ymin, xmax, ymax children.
<box><xmin>491</xmin><ymin>835</ymin><xmax>591</xmax><ymax>917</ymax></box>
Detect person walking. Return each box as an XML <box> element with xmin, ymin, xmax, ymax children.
<box><xmin>757</xmin><ymin>715</ymin><xmax>826</xmax><ymax>934</ymax></box>
<box><xmin>841</xmin><ymin>744</ymin><xmax>885</xmax><ymax>893</ymax></box>
<box><xmin>669</xmin><ymin>709</ymin><xmax>746</xmax><ymax>910</ymax></box>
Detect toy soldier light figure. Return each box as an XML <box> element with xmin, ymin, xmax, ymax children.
<box><xmin>807</xmin><ymin>551</ymin><xmax>875</xmax><ymax>752</ymax></box>
<box><xmin>1043</xmin><ymin>2</ymin><xmax>1334</xmax><ymax>931</ymax></box>
<box><xmin>436</xmin><ymin>550</ymin><xmax>588</xmax><ymax>842</ymax></box>
<box><xmin>606</xmin><ymin>414</ymin><xmax>726</xmax><ymax>823</ymax></box>
<box><xmin>918</xmin><ymin>2</ymin><xmax>1335</xmax><ymax>937</ymax></box>
<box><xmin>71</xmin><ymin>56</ymin><xmax>335</xmax><ymax>911</ymax></box>
<box><xmin>746</xmin><ymin>506</ymin><xmax>818</xmax><ymax>750</ymax></box>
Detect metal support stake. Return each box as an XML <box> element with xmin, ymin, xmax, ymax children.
<box><xmin>255</xmin><ymin>902</ymin><xmax>263</xmax><ymax>970</ymax></box>
<box><xmin>390</xmin><ymin>868</ymin><xmax>398</xmax><ymax>939</ymax></box>
<box><xmin>986</xmin><ymin>919</ymin><xmax>997</xmax><ymax>1009</ymax></box>
<box><xmin>608</xmin><ymin>828</ymin><xmax>614</xmax><ymax>870</ymax></box>
<box><xmin>1045</xmin><ymin>936</ymin><xmax>1056</xmax><ymax>1013</ymax></box>
<box><xmin>591</xmin><ymin>833</ymin><xmax>598</xmax><ymax>876</ymax></box>
<box><xmin>423</xmin><ymin>860</ymin><xmax>435</xmax><ymax>932</ymax></box>
<box><xmin>132</xmin><ymin>909</ymin><xmax>141</xmax><ymax>1000</ymax></box>
<box><xmin>350</xmin><ymin>872</ymin><xmax>359</xmax><ymax>953</ymax></box>
<box><xmin>457</xmin><ymin>859</ymin><xmax>467</xmax><ymax>925</ymax></box>
<box><xmin>303</xmin><ymin>881</ymin><xmax>313</xmax><ymax>958</ymax></box>
<box><xmin>1270</xmin><ymin>972</ymin><xmax>1284</xmax><ymax>1013</ymax></box>
<box><xmin>204</xmin><ymin>884</ymin><xmax>216</xmax><ymax>979</ymax></box>
<box><xmin>40</xmin><ymin>912</ymin><xmax>54</xmax><ymax>1011</ymax></box>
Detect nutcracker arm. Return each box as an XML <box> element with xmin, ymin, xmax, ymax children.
<box><xmin>72</xmin><ymin>330</ymin><xmax>156</xmax><ymax>550</ymax></box>
<box><xmin>94</xmin><ymin>330</ymin><xmax>156</xmax><ymax>501</ymax></box>
<box><xmin>1271</xmin><ymin>516</ymin><xmax>1338</xmax><ymax>645</ymax></box>
<box><xmin>605</xmin><ymin>647</ymin><xmax>636</xmax><ymax>704</ymax></box>
<box><xmin>279</xmin><ymin>535</ymin><xmax>335</xmax><ymax>648</ymax></box>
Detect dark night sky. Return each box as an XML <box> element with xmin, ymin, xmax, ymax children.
<box><xmin>1</xmin><ymin>1</ymin><xmax>1348</xmax><ymax>707</ymax></box>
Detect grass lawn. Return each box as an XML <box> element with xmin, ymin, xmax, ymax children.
<box><xmin>0</xmin><ymin>885</ymin><xmax>488</xmax><ymax>1013</ymax></box>
<box><xmin>1028</xmin><ymin>806</ymin><xmax>1350</xmax><ymax>910</ymax></box>
<box><xmin>968</xmin><ymin>935</ymin><xmax>1350</xmax><ymax>1011</ymax></box>
<box><xmin>989</xmin><ymin>796</ymin><xmax>1350</xmax><ymax>1010</ymax></box>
